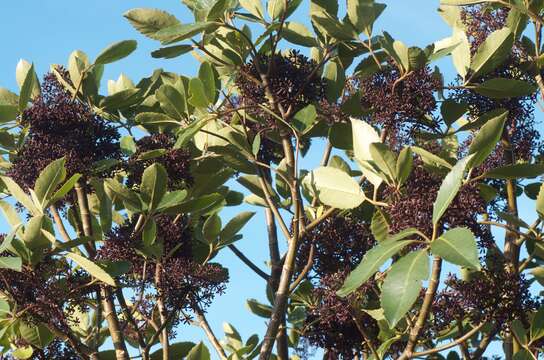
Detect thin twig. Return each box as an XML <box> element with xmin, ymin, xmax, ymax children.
<box><xmin>228</xmin><ymin>244</ymin><xmax>270</xmax><ymax>280</ymax></box>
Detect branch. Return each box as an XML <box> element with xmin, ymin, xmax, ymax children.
<box><xmin>259</xmin><ymin>138</ymin><xmax>301</xmax><ymax>360</ymax></box>
<box><xmin>194</xmin><ymin>307</ymin><xmax>228</xmax><ymax>360</ymax></box>
<box><xmin>228</xmin><ymin>244</ymin><xmax>270</xmax><ymax>281</ymax></box>
<box><xmin>399</xmin><ymin>256</ymin><xmax>443</xmax><ymax>359</ymax></box>
<box><xmin>412</xmin><ymin>322</ymin><xmax>485</xmax><ymax>357</ymax></box>
<box><xmin>74</xmin><ymin>183</ymin><xmax>129</xmax><ymax>360</ymax></box>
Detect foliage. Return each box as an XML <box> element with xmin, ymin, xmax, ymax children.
<box><xmin>0</xmin><ymin>0</ymin><xmax>544</xmax><ymax>359</ymax></box>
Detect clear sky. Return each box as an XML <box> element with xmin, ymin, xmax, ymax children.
<box><xmin>0</xmin><ymin>0</ymin><xmax>528</xmax><ymax>358</ymax></box>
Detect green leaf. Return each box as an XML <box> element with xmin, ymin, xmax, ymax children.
<box><xmin>156</xmin><ymin>190</ymin><xmax>188</xmax><ymax>212</ymax></box>
<box><xmin>151</xmin><ymin>45</ymin><xmax>193</xmax><ymax>59</ymax></box>
<box><xmin>347</xmin><ymin>0</ymin><xmax>386</xmax><ymax>35</ymax></box>
<box><xmin>467</xmin><ymin>110</ymin><xmax>508</xmax><ymax>167</ymax></box>
<box><xmin>283</xmin><ymin>22</ymin><xmax>317</xmax><ymax>47</ymax></box>
<box><xmin>441</xmin><ymin>0</ymin><xmax>496</xmax><ymax>4</ymax></box>
<box><xmin>120</xmin><ymin>136</ymin><xmax>137</xmax><ymax>155</ymax></box>
<box><xmin>142</xmin><ymin>217</ymin><xmax>157</xmax><ymax>247</ymax></box>
<box><xmin>412</xmin><ymin>147</ymin><xmax>452</xmax><ymax>169</ymax></box>
<box><xmin>186</xmin><ymin>342</ymin><xmax>211</xmax><ymax>360</ymax></box>
<box><xmin>19</xmin><ymin>63</ymin><xmax>40</xmax><ymax>112</ymax></box>
<box><xmin>155</xmin><ymin>22</ymin><xmax>215</xmax><ymax>45</ymax></box>
<box><xmin>0</xmin><ymin>257</ymin><xmax>22</xmax><ymax>271</ymax></box>
<box><xmin>369</xmin><ymin>143</ymin><xmax>397</xmax><ymax>184</ymax></box>
<box><xmin>0</xmin><ymin>105</ymin><xmax>17</xmax><ymax>123</ymax></box>
<box><xmin>323</xmin><ymin>59</ymin><xmax>345</xmax><ymax>102</ymax></box>
<box><xmin>171</xmin><ymin>193</ymin><xmax>224</xmax><ymax>214</ymax></box>
<box><xmin>240</xmin><ymin>0</ymin><xmax>265</xmax><ymax>19</ymax></box>
<box><xmin>34</xmin><ymin>158</ymin><xmax>66</xmax><ymax>208</ymax></box>
<box><xmin>150</xmin><ymin>342</ymin><xmax>195</xmax><ymax>360</ymax></box>
<box><xmin>431</xmin><ymin>227</ymin><xmax>480</xmax><ymax>269</ymax></box>
<box><xmin>513</xmin><ymin>349</ymin><xmax>533</xmax><ymax>360</ymax></box>
<box><xmin>246</xmin><ymin>299</ymin><xmax>272</xmax><ymax>318</ymax></box>
<box><xmin>198</xmin><ymin>62</ymin><xmax>218</xmax><ymax>104</ymax></box>
<box><xmin>94</xmin><ymin>40</ymin><xmax>137</xmax><ymax>65</ymax></box>
<box><xmin>432</xmin><ymin>155</ymin><xmax>473</xmax><ymax>225</ymax></box>
<box><xmin>337</xmin><ymin>239</ymin><xmax>415</xmax><ymax>297</ymax></box>
<box><xmin>530</xmin><ymin>306</ymin><xmax>544</xmax><ymax>343</ymax></box>
<box><xmin>537</xmin><ymin>184</ymin><xmax>544</xmax><ymax>218</ymax></box>
<box><xmin>220</xmin><ymin>212</ymin><xmax>255</xmax><ymax>243</ymax></box>
<box><xmin>12</xmin><ymin>346</ymin><xmax>33</xmax><ymax>360</ymax></box>
<box><xmin>451</xmin><ymin>28</ymin><xmax>471</xmax><ymax>79</ymax></box>
<box><xmin>203</xmin><ymin>213</ymin><xmax>221</xmax><ymax>243</ymax></box>
<box><xmin>396</xmin><ymin>147</ymin><xmax>413</xmax><ymax>186</ymax></box>
<box><xmin>66</xmin><ymin>252</ymin><xmax>116</xmax><ymax>286</ymax></box>
<box><xmin>124</xmin><ymin>8</ymin><xmax>181</xmax><ymax>40</ymax></box>
<box><xmin>188</xmin><ymin>78</ymin><xmax>209</xmax><ymax>108</ymax></box>
<box><xmin>473</xmin><ymin>78</ymin><xmax>537</xmax><ymax>98</ymax></box>
<box><xmin>101</xmin><ymin>88</ymin><xmax>141</xmax><ymax>110</ymax></box>
<box><xmin>20</xmin><ymin>323</ymin><xmax>54</xmax><ymax>348</ymax></box>
<box><xmin>470</xmin><ymin>27</ymin><xmax>513</xmax><ymax>79</ymax></box>
<box><xmin>381</xmin><ymin>250</ymin><xmax>429</xmax><ymax>327</ymax></box>
<box><xmin>304</xmin><ymin>166</ymin><xmax>365</xmax><ymax>209</ymax></box>
<box><xmin>140</xmin><ymin>163</ymin><xmax>168</xmax><ymax>212</ymax></box>
<box><xmin>136</xmin><ymin>112</ymin><xmax>179</xmax><ymax>128</ymax></box>
<box><xmin>351</xmin><ymin>118</ymin><xmax>383</xmax><ymax>188</ymax></box>
<box><xmin>483</xmin><ymin>163</ymin><xmax>544</xmax><ymax>179</ymax></box>
<box><xmin>156</xmin><ymin>85</ymin><xmax>186</xmax><ymax>120</ymax></box>
<box><xmin>1</xmin><ymin>176</ymin><xmax>41</xmax><ymax>215</ymax></box>
<box><xmin>292</xmin><ymin>104</ymin><xmax>316</xmax><ymax>132</ymax></box>
<box><xmin>267</xmin><ymin>0</ymin><xmax>286</xmax><ymax>19</ymax></box>
<box><xmin>441</xmin><ymin>99</ymin><xmax>468</xmax><ymax>127</ymax></box>
<box><xmin>49</xmin><ymin>174</ymin><xmax>82</xmax><ymax>206</ymax></box>
<box><xmin>23</xmin><ymin>215</ymin><xmax>49</xmax><ymax>249</ymax></box>
<box><xmin>371</xmin><ymin>209</ymin><xmax>390</xmax><ymax>242</ymax></box>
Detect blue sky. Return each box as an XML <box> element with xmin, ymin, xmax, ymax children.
<box><xmin>0</xmin><ymin>0</ymin><xmax>528</xmax><ymax>358</ymax></box>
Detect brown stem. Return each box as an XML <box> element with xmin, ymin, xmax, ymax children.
<box><xmin>74</xmin><ymin>183</ymin><xmax>129</xmax><ymax>360</ymax></box>
<box><xmin>399</xmin><ymin>256</ymin><xmax>443</xmax><ymax>359</ymax></box>
<box><xmin>195</xmin><ymin>306</ymin><xmax>228</xmax><ymax>360</ymax></box>
<box><xmin>352</xmin><ymin>311</ymin><xmax>380</xmax><ymax>360</ymax></box>
<box><xmin>50</xmin><ymin>205</ymin><xmax>72</xmax><ymax>243</ymax></box>
<box><xmin>228</xmin><ymin>244</ymin><xmax>269</xmax><ymax>280</ymax></box>
<box><xmin>259</xmin><ymin>138</ymin><xmax>301</xmax><ymax>360</ymax></box>
<box><xmin>411</xmin><ymin>322</ymin><xmax>485</xmax><ymax>357</ymax></box>
<box><xmin>115</xmin><ymin>288</ymin><xmax>146</xmax><ymax>351</ymax></box>
<box><xmin>155</xmin><ymin>263</ymin><xmax>170</xmax><ymax>360</ymax></box>
<box><xmin>472</xmin><ymin>327</ymin><xmax>498</xmax><ymax>359</ymax></box>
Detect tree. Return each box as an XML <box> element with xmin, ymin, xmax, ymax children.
<box><xmin>0</xmin><ymin>0</ymin><xmax>543</xmax><ymax>359</ymax></box>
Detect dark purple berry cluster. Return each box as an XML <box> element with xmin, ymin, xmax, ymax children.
<box><xmin>126</xmin><ymin>133</ymin><xmax>193</xmax><ymax>191</ymax></box>
<box><xmin>8</xmin><ymin>69</ymin><xmax>121</xmax><ymax>192</ymax></box>
<box><xmin>98</xmin><ymin>215</ymin><xmax>228</xmax><ymax>311</ymax></box>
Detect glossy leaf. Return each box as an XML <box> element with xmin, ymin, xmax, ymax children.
<box><xmin>473</xmin><ymin>78</ymin><xmax>537</xmax><ymax>99</ymax></box>
<box><xmin>124</xmin><ymin>8</ymin><xmax>181</xmax><ymax>40</ymax></box>
<box><xmin>338</xmin><ymin>239</ymin><xmax>415</xmax><ymax>297</ymax></box>
<box><xmin>140</xmin><ymin>163</ymin><xmax>168</xmax><ymax>212</ymax></box>
<box><xmin>0</xmin><ymin>257</ymin><xmax>22</xmax><ymax>271</ymax></box>
<box><xmin>483</xmin><ymin>163</ymin><xmax>544</xmax><ymax>179</ymax></box>
<box><xmin>95</xmin><ymin>40</ymin><xmax>137</xmax><ymax>65</ymax></box>
<box><xmin>186</xmin><ymin>342</ymin><xmax>210</xmax><ymax>360</ymax></box>
<box><xmin>467</xmin><ymin>110</ymin><xmax>508</xmax><ymax>167</ymax></box>
<box><xmin>351</xmin><ymin>118</ymin><xmax>383</xmax><ymax>188</ymax></box>
<box><xmin>142</xmin><ymin>217</ymin><xmax>157</xmax><ymax>247</ymax></box>
<box><xmin>381</xmin><ymin>250</ymin><xmax>429</xmax><ymax>327</ymax></box>
<box><xmin>203</xmin><ymin>213</ymin><xmax>221</xmax><ymax>243</ymax></box>
<box><xmin>66</xmin><ymin>252</ymin><xmax>116</xmax><ymax>286</ymax></box>
<box><xmin>431</xmin><ymin>227</ymin><xmax>480</xmax><ymax>269</ymax></box>
<box><xmin>304</xmin><ymin>166</ymin><xmax>365</xmax><ymax>209</ymax></box>
<box><xmin>220</xmin><ymin>212</ymin><xmax>255</xmax><ymax>243</ymax></box>
<box><xmin>432</xmin><ymin>155</ymin><xmax>473</xmax><ymax>225</ymax></box>
<box><xmin>470</xmin><ymin>27</ymin><xmax>513</xmax><ymax>79</ymax></box>
<box><xmin>34</xmin><ymin>157</ymin><xmax>67</xmax><ymax>207</ymax></box>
